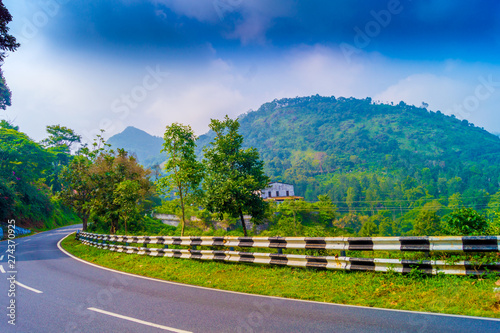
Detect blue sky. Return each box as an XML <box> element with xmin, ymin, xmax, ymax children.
<box><xmin>2</xmin><ymin>0</ymin><xmax>500</xmax><ymax>143</ymax></box>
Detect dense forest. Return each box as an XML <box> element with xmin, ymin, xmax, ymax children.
<box><xmin>0</xmin><ymin>122</ymin><xmax>81</xmax><ymax>229</ymax></box>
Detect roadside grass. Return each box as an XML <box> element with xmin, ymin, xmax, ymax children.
<box><xmin>61</xmin><ymin>234</ymin><xmax>500</xmax><ymax>318</ymax></box>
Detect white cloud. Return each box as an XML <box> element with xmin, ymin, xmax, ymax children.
<box><xmin>374</xmin><ymin>73</ymin><xmax>468</xmax><ymax>112</ymax></box>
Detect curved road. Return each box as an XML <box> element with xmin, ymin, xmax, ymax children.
<box><xmin>0</xmin><ymin>225</ymin><xmax>499</xmax><ymax>332</ymax></box>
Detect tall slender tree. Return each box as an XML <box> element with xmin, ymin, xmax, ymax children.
<box><xmin>157</xmin><ymin>123</ymin><xmax>203</xmax><ymax>236</ymax></box>
<box><xmin>202</xmin><ymin>116</ymin><xmax>269</xmax><ymax>236</ymax></box>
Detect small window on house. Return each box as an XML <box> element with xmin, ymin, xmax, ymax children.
<box><xmin>268</xmin><ymin>191</ymin><xmax>272</xmax><ymax>197</ymax></box>
<box><xmin>286</xmin><ymin>191</ymin><xmax>289</xmax><ymax>196</ymax></box>
<box><xmin>276</xmin><ymin>191</ymin><xmax>280</xmax><ymax>197</ymax></box>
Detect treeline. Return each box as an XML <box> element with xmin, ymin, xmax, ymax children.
<box><xmin>0</xmin><ymin>121</ymin><xmax>161</xmax><ymax>234</ymax></box>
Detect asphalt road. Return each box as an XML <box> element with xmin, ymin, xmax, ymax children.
<box><xmin>0</xmin><ymin>224</ymin><xmax>499</xmax><ymax>332</ymax></box>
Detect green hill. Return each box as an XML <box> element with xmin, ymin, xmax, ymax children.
<box><xmin>197</xmin><ymin>96</ymin><xmax>500</xmax><ymax>213</ymax></box>
<box><xmin>108</xmin><ymin>126</ymin><xmax>164</xmax><ymax>167</ymax></box>
<box><xmin>110</xmin><ymin>95</ymin><xmax>500</xmax><ymax>219</ymax></box>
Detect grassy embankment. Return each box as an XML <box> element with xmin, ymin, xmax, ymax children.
<box><xmin>61</xmin><ymin>234</ymin><xmax>500</xmax><ymax>318</ymax></box>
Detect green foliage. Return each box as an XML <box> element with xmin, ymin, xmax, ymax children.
<box><xmin>41</xmin><ymin>124</ymin><xmax>81</xmax><ymax>152</ymax></box>
<box><xmin>86</xmin><ymin>149</ymin><xmax>153</xmax><ymax>234</ymax></box>
<box><xmin>444</xmin><ymin>207</ymin><xmax>488</xmax><ymax>235</ymax></box>
<box><xmin>413</xmin><ymin>210</ymin><xmax>441</xmax><ymax>236</ymax></box>
<box><xmin>0</xmin><ymin>126</ymin><xmax>53</xmax><ymax>182</ymax></box>
<box><xmin>113</xmin><ymin>180</ymin><xmax>142</xmax><ymax>233</ymax></box>
<box><xmin>0</xmin><ymin>2</ymin><xmax>19</xmax><ymax>62</ymax></box>
<box><xmin>0</xmin><ymin>69</ymin><xmax>11</xmax><ymax>110</ymax></box>
<box><xmin>0</xmin><ymin>180</ymin><xmax>15</xmax><ymax>220</ymax></box>
<box><xmin>0</xmin><ymin>2</ymin><xmax>19</xmax><ymax>110</ymax></box>
<box><xmin>359</xmin><ymin>219</ymin><xmax>378</xmax><ymax>237</ymax></box>
<box><xmin>0</xmin><ymin>125</ymin><xmax>59</xmax><ymax>226</ymax></box>
<box><xmin>59</xmin><ymin>155</ymin><xmax>93</xmax><ymax>230</ymax></box>
<box><xmin>202</xmin><ymin>115</ymin><xmax>270</xmax><ymax>236</ymax></box>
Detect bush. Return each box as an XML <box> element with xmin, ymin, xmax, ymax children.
<box><xmin>444</xmin><ymin>207</ymin><xmax>488</xmax><ymax>235</ymax></box>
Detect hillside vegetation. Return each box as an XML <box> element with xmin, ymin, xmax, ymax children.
<box><xmin>194</xmin><ymin>96</ymin><xmax>500</xmax><ymax>235</ymax></box>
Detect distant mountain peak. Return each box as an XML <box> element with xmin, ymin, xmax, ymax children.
<box><xmin>108</xmin><ymin>126</ymin><xmax>163</xmax><ymax>166</ymax></box>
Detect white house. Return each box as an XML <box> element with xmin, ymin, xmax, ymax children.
<box><xmin>260</xmin><ymin>182</ymin><xmax>301</xmax><ymax>201</ymax></box>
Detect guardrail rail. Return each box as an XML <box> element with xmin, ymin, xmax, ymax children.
<box><xmin>76</xmin><ymin>232</ymin><xmax>500</xmax><ymax>276</ymax></box>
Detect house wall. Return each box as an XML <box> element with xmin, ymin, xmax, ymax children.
<box><xmin>261</xmin><ymin>183</ymin><xmax>295</xmax><ymax>199</ymax></box>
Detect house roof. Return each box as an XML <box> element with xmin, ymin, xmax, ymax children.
<box><xmin>266</xmin><ymin>182</ymin><xmax>294</xmax><ymax>186</ymax></box>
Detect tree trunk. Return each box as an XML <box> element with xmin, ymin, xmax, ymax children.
<box><xmin>82</xmin><ymin>215</ymin><xmax>88</xmax><ymax>231</ymax></box>
<box><xmin>179</xmin><ymin>188</ymin><xmax>185</xmax><ymax>236</ymax></box>
<box><xmin>240</xmin><ymin>210</ymin><xmax>248</xmax><ymax>237</ymax></box>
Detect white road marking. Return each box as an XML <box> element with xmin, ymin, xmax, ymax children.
<box><xmin>0</xmin><ymin>265</ymin><xmax>5</xmax><ymax>273</ymax></box>
<box><xmin>0</xmin><ymin>255</ymin><xmax>4</xmax><ymax>260</ymax></box>
<box><xmin>15</xmin><ymin>281</ymin><xmax>43</xmax><ymax>293</ymax></box>
<box><xmin>87</xmin><ymin>308</ymin><xmax>192</xmax><ymax>332</ymax></box>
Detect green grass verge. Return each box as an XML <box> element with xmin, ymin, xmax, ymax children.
<box><xmin>61</xmin><ymin>234</ymin><xmax>500</xmax><ymax>318</ymax></box>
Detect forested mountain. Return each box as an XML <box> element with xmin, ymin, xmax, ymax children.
<box><xmin>110</xmin><ymin>95</ymin><xmax>500</xmax><ymax>234</ymax></box>
<box><xmin>108</xmin><ymin>126</ymin><xmax>164</xmax><ymax>166</ymax></box>
<box><xmin>196</xmin><ymin>95</ymin><xmax>500</xmax><ymax>222</ymax></box>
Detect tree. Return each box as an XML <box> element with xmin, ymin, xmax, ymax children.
<box><xmin>359</xmin><ymin>219</ymin><xmax>378</xmax><ymax>237</ymax></box>
<box><xmin>59</xmin><ymin>156</ymin><xmax>93</xmax><ymax>231</ymax></box>
<box><xmin>42</xmin><ymin>125</ymin><xmax>82</xmax><ymax>192</ymax></box>
<box><xmin>276</xmin><ymin>199</ymin><xmax>307</xmax><ymax>236</ymax></box>
<box><xmin>61</xmin><ymin>134</ymin><xmax>153</xmax><ymax>233</ymax></box>
<box><xmin>0</xmin><ymin>1</ymin><xmax>19</xmax><ymax>61</ymax></box>
<box><xmin>59</xmin><ymin>131</ymin><xmax>106</xmax><ymax>231</ymax></box>
<box><xmin>157</xmin><ymin>123</ymin><xmax>203</xmax><ymax>236</ymax></box>
<box><xmin>113</xmin><ymin>180</ymin><xmax>141</xmax><ymax>234</ymax></box>
<box><xmin>0</xmin><ymin>68</ymin><xmax>11</xmax><ymax>109</ymax></box>
<box><xmin>42</xmin><ymin>125</ymin><xmax>82</xmax><ymax>152</ymax></box>
<box><xmin>413</xmin><ymin>210</ymin><xmax>441</xmax><ymax>236</ymax></box>
<box><xmin>315</xmin><ymin>194</ymin><xmax>337</xmax><ymax>227</ymax></box>
<box><xmin>202</xmin><ymin>115</ymin><xmax>269</xmax><ymax>236</ymax></box>
<box><xmin>0</xmin><ymin>124</ymin><xmax>55</xmax><ymax>225</ymax></box>
<box><xmin>0</xmin><ymin>1</ymin><xmax>20</xmax><ymax>110</ymax></box>
<box><xmin>87</xmin><ymin>149</ymin><xmax>153</xmax><ymax>234</ymax></box>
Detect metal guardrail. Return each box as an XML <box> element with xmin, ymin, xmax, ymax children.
<box><xmin>78</xmin><ymin>238</ymin><xmax>500</xmax><ymax>276</ymax></box>
<box><xmin>77</xmin><ymin>232</ymin><xmax>500</xmax><ymax>252</ymax></box>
